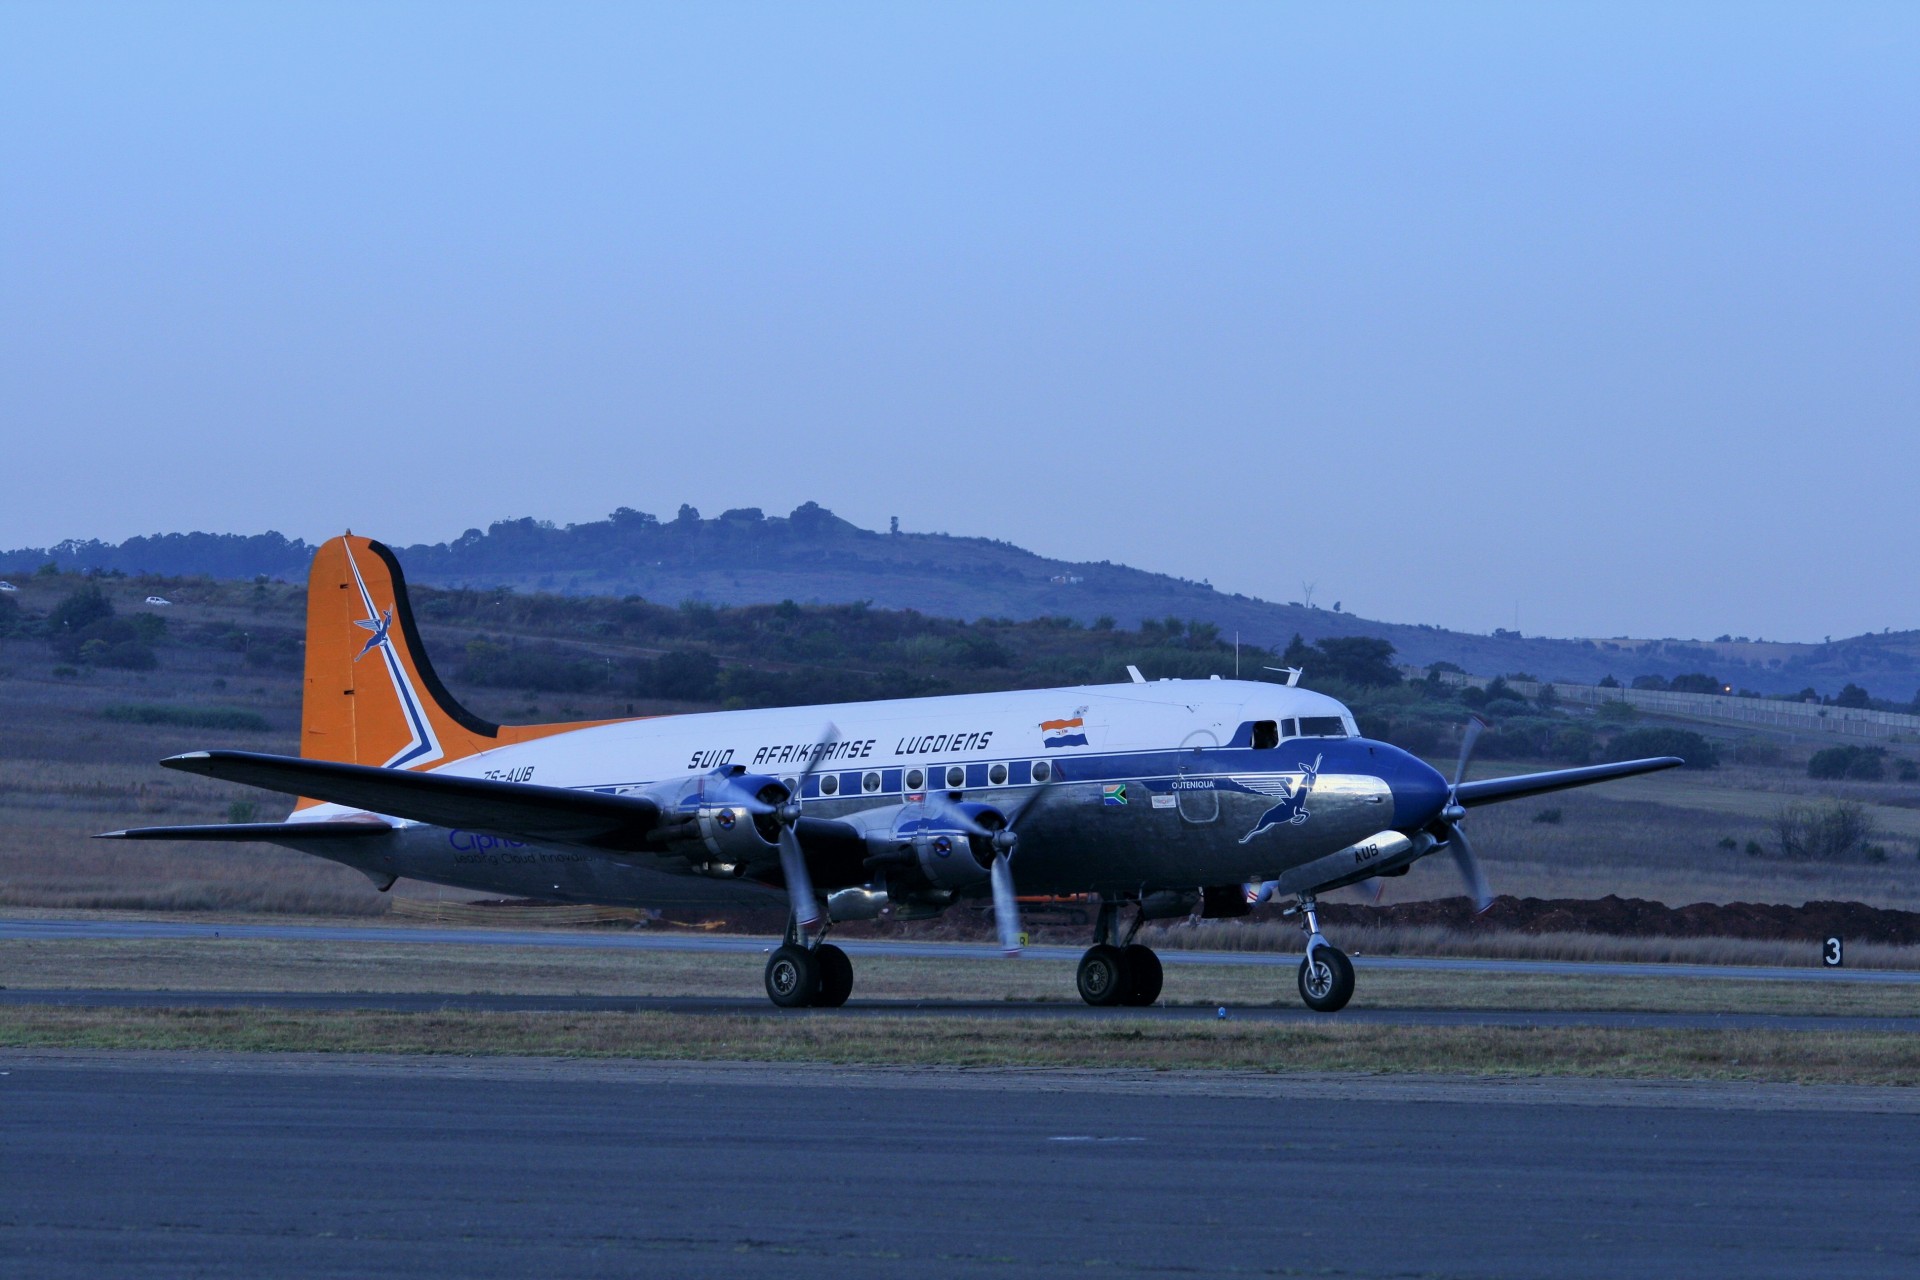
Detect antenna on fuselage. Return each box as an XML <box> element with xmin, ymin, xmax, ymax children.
<box><xmin>1264</xmin><ymin>665</ymin><xmax>1303</xmax><ymax>687</ymax></box>
<box><xmin>1125</xmin><ymin>665</ymin><xmax>1146</xmax><ymax>684</ymax></box>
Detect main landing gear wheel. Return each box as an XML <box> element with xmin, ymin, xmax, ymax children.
<box><xmin>1297</xmin><ymin>945</ymin><xmax>1354</xmax><ymax>1013</ymax></box>
<box><xmin>813</xmin><ymin>943</ymin><xmax>854</xmax><ymax>1008</ymax></box>
<box><xmin>1077</xmin><ymin>944</ymin><xmax>1130</xmax><ymax>1007</ymax></box>
<box><xmin>765</xmin><ymin>944</ymin><xmax>819</xmax><ymax>1008</ymax></box>
<box><xmin>1120</xmin><ymin>944</ymin><xmax>1162</xmax><ymax>1006</ymax></box>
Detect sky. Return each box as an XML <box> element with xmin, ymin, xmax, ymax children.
<box><xmin>2</xmin><ymin>3</ymin><xmax>1915</xmax><ymax>644</ymax></box>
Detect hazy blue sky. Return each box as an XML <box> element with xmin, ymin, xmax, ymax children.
<box><xmin>3</xmin><ymin>3</ymin><xmax>1915</xmax><ymax>643</ymax></box>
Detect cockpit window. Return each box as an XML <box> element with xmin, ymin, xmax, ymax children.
<box><xmin>1251</xmin><ymin>720</ymin><xmax>1279</xmax><ymax>750</ymax></box>
<box><xmin>1296</xmin><ymin>716</ymin><xmax>1347</xmax><ymax>738</ymax></box>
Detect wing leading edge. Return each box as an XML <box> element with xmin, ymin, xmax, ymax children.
<box><xmin>156</xmin><ymin>750</ymin><xmax>664</xmax><ymax>850</ymax></box>
<box><xmin>1453</xmin><ymin>755</ymin><xmax>1684</xmax><ymax>808</ymax></box>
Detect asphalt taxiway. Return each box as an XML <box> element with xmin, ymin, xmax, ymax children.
<box><xmin>3</xmin><ymin>1053</ymin><xmax>1916</xmax><ymax>1279</ymax></box>
<box><xmin>6</xmin><ymin>916</ymin><xmax>1914</xmax><ymax>984</ymax></box>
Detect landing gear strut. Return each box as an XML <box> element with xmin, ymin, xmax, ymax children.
<box><xmin>1076</xmin><ymin>900</ymin><xmax>1163</xmax><ymax>1007</ymax></box>
<box><xmin>764</xmin><ymin>916</ymin><xmax>854</xmax><ymax>1009</ymax></box>
<box><xmin>1285</xmin><ymin>894</ymin><xmax>1354</xmax><ymax>1013</ymax></box>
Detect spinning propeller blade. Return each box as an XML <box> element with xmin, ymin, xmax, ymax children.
<box><xmin>1440</xmin><ymin>716</ymin><xmax>1494</xmax><ymax>913</ymax></box>
<box><xmin>773</xmin><ymin>724</ymin><xmax>840</xmax><ymax>930</ymax></box>
<box><xmin>990</xmin><ymin>854</ymin><xmax>1021</xmax><ymax>956</ymax></box>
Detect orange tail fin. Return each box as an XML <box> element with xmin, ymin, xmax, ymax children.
<box><xmin>298</xmin><ymin>536</ymin><xmax>608</xmax><ymax>804</ymax></box>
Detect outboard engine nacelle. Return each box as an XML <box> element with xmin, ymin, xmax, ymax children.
<box><xmin>648</xmin><ymin>767</ymin><xmax>787</xmax><ymax>871</ymax></box>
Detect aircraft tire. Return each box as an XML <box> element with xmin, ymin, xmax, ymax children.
<box><xmin>1297</xmin><ymin>945</ymin><xmax>1354</xmax><ymax>1013</ymax></box>
<box><xmin>813</xmin><ymin>943</ymin><xmax>854</xmax><ymax>1008</ymax></box>
<box><xmin>1077</xmin><ymin>944</ymin><xmax>1131</xmax><ymax>1007</ymax></box>
<box><xmin>1119</xmin><ymin>945</ymin><xmax>1163</xmax><ymax>1006</ymax></box>
<box><xmin>765</xmin><ymin>944</ymin><xmax>820</xmax><ymax>1008</ymax></box>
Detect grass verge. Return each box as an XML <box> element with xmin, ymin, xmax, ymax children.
<box><xmin>4</xmin><ymin>1007</ymin><xmax>1917</xmax><ymax>1086</ymax></box>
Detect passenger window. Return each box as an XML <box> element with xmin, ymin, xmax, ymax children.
<box><xmin>945</xmin><ymin>765</ymin><xmax>965</xmax><ymax>789</ymax></box>
<box><xmin>819</xmin><ymin>774</ymin><xmax>839</xmax><ymax>796</ymax></box>
<box><xmin>1251</xmin><ymin>721</ymin><xmax>1279</xmax><ymax>750</ymax></box>
<box><xmin>905</xmin><ymin>768</ymin><xmax>925</xmax><ymax>791</ymax></box>
<box><xmin>1031</xmin><ymin>759</ymin><xmax>1052</xmax><ymax>783</ymax></box>
<box><xmin>862</xmin><ymin>771</ymin><xmax>882</xmax><ymax>793</ymax></box>
<box><xmin>988</xmin><ymin>762</ymin><xmax>1008</xmax><ymax>785</ymax></box>
<box><xmin>1297</xmin><ymin>716</ymin><xmax>1347</xmax><ymax>738</ymax></box>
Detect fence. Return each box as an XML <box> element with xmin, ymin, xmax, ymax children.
<box><xmin>1428</xmin><ymin>672</ymin><xmax>1920</xmax><ymax>743</ymax></box>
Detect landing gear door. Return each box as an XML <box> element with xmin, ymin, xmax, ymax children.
<box><xmin>1176</xmin><ymin>730</ymin><xmax>1219</xmax><ymax>823</ymax></box>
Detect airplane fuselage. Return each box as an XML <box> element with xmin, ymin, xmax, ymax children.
<box><xmin>290</xmin><ymin>678</ymin><xmax>1452</xmax><ymax>912</ymax></box>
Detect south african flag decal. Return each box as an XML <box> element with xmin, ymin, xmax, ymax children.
<box><xmin>1102</xmin><ymin>784</ymin><xmax>1128</xmax><ymax>806</ymax></box>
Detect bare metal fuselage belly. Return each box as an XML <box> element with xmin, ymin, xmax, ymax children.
<box><xmin>287</xmin><ymin>771</ymin><xmax>1397</xmax><ymax>910</ymax></box>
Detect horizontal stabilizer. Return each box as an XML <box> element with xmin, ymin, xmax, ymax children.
<box><xmin>97</xmin><ymin>819</ymin><xmax>393</xmax><ymax>842</ymax></box>
<box><xmin>1454</xmin><ymin>756</ymin><xmax>1683</xmax><ymax>807</ymax></box>
<box><xmin>160</xmin><ymin>750</ymin><xmax>664</xmax><ymax>850</ymax></box>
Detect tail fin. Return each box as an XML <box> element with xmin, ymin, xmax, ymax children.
<box><xmin>299</xmin><ymin>536</ymin><xmax>609</xmax><ymax>803</ymax></box>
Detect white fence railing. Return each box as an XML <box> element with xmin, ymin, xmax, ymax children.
<box><xmin>1425</xmin><ymin>672</ymin><xmax>1920</xmax><ymax>743</ymax></box>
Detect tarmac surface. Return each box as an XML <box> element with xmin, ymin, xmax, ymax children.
<box><xmin>2</xmin><ymin>1052</ymin><xmax>1917</xmax><ymax>1279</ymax></box>
<box><xmin>4</xmin><ymin>985</ymin><xmax>1918</xmax><ymax>1032</ymax></box>
<box><xmin>7</xmin><ymin>915</ymin><xmax>1917</xmax><ymax>984</ymax></box>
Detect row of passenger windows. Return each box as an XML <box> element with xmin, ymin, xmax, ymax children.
<box><xmin>1249</xmin><ymin>717</ymin><xmax>1349</xmax><ymax>749</ymax></box>
<box><xmin>802</xmin><ymin>757</ymin><xmax>1055</xmax><ymax>799</ymax></box>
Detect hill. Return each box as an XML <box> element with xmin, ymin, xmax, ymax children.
<box><xmin>7</xmin><ymin>502</ymin><xmax>1918</xmax><ymax>699</ymax></box>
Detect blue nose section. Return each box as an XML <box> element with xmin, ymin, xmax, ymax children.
<box><xmin>1374</xmin><ymin>743</ymin><xmax>1449</xmax><ymax>832</ymax></box>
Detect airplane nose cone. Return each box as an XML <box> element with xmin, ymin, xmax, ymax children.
<box><xmin>1376</xmin><ymin>743</ymin><xmax>1449</xmax><ymax>832</ymax></box>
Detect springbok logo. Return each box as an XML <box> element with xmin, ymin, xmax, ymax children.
<box><xmin>1231</xmin><ymin>754</ymin><xmax>1323</xmax><ymax>844</ymax></box>
<box><xmin>343</xmin><ymin>546</ymin><xmax>443</xmax><ymax>770</ymax></box>
<box><xmin>353</xmin><ymin>608</ymin><xmax>394</xmax><ymax>661</ymax></box>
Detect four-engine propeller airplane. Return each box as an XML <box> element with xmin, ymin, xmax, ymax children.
<box><xmin>102</xmin><ymin>535</ymin><xmax>1683</xmax><ymax>1011</ymax></box>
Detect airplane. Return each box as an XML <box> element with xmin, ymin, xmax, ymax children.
<box><xmin>100</xmin><ymin>534</ymin><xmax>1683</xmax><ymax>1011</ymax></box>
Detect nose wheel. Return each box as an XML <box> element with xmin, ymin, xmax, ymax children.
<box><xmin>1286</xmin><ymin>895</ymin><xmax>1354</xmax><ymax>1012</ymax></box>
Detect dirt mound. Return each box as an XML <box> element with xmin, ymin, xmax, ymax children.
<box><xmin>1314</xmin><ymin>895</ymin><xmax>1920</xmax><ymax>946</ymax></box>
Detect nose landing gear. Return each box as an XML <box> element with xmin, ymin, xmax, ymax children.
<box><xmin>1285</xmin><ymin>894</ymin><xmax>1354</xmax><ymax>1013</ymax></box>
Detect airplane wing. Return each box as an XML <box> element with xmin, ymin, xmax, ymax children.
<box><xmin>156</xmin><ymin>750</ymin><xmax>665</xmax><ymax>850</ymax></box>
<box><xmin>99</xmin><ymin>819</ymin><xmax>394</xmax><ymax>842</ymax></box>
<box><xmin>1453</xmin><ymin>756</ymin><xmax>1683</xmax><ymax>807</ymax></box>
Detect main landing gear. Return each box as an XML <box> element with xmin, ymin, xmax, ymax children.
<box><xmin>1285</xmin><ymin>894</ymin><xmax>1354</xmax><ymax>1013</ymax></box>
<box><xmin>764</xmin><ymin>917</ymin><xmax>854</xmax><ymax>1009</ymax></box>
<box><xmin>1076</xmin><ymin>902</ymin><xmax>1164</xmax><ymax>1007</ymax></box>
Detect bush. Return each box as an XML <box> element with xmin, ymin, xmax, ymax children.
<box><xmin>102</xmin><ymin>640</ymin><xmax>157</xmax><ymax>670</ymax></box>
<box><xmin>1668</xmin><ymin>672</ymin><xmax>1721</xmax><ymax>695</ymax></box>
<box><xmin>101</xmin><ymin>704</ymin><xmax>270</xmax><ymax>731</ymax></box>
<box><xmin>1807</xmin><ymin>745</ymin><xmax>1885</xmax><ymax>781</ymax></box>
<box><xmin>1593</xmin><ymin>699</ymin><xmax>1638</xmax><ymax>724</ymax></box>
<box><xmin>1773</xmin><ymin>799</ymin><xmax>1873</xmax><ymax>861</ymax></box>
<box><xmin>1602</xmin><ymin>727</ymin><xmax>1718</xmax><ymax>768</ymax></box>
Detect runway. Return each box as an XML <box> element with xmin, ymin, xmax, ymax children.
<box><xmin>6</xmin><ymin>916</ymin><xmax>1914</xmax><ymax>984</ymax></box>
<box><xmin>4</xmin><ymin>986</ymin><xmax>1917</xmax><ymax>1032</ymax></box>
<box><xmin>2</xmin><ymin>1052</ymin><xmax>1916</xmax><ymax>1279</ymax></box>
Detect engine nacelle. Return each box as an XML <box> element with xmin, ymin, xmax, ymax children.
<box><xmin>869</xmin><ymin>800</ymin><xmax>1005</xmax><ymax>892</ymax></box>
<box><xmin>644</xmin><ymin>768</ymin><xmax>787</xmax><ymax>870</ymax></box>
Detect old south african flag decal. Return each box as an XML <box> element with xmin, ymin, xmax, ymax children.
<box><xmin>1041</xmin><ymin>715</ymin><xmax>1088</xmax><ymax>748</ymax></box>
<box><xmin>1102</xmin><ymin>783</ymin><xmax>1128</xmax><ymax>806</ymax></box>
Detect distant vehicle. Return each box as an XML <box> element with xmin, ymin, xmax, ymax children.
<box><xmin>144</xmin><ymin>596</ymin><xmax>171</xmax><ymax>606</ymax></box>
<box><xmin>0</xmin><ymin>581</ymin><xmax>16</xmax><ymax>592</ymax></box>
<box><xmin>103</xmin><ymin>534</ymin><xmax>1681</xmax><ymax>1011</ymax></box>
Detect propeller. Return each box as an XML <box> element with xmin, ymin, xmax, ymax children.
<box><xmin>1438</xmin><ymin>716</ymin><xmax>1494</xmax><ymax>913</ymax></box>
<box><xmin>772</xmin><ymin>724</ymin><xmax>840</xmax><ymax>931</ymax></box>
<box><xmin>929</xmin><ymin>774</ymin><xmax>1053</xmax><ymax>956</ymax></box>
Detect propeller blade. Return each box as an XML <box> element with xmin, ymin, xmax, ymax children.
<box><xmin>793</xmin><ymin>723</ymin><xmax>841</xmax><ymax>793</ymax></box>
<box><xmin>1452</xmin><ymin>716</ymin><xmax>1487</xmax><ymax>794</ymax></box>
<box><xmin>989</xmin><ymin>852</ymin><xmax>1022</xmax><ymax>956</ymax></box>
<box><xmin>777</xmin><ymin>824</ymin><xmax>822</xmax><ymax>928</ymax></box>
<box><xmin>1445</xmin><ymin>821</ymin><xmax>1494</xmax><ymax>913</ymax></box>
